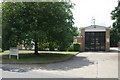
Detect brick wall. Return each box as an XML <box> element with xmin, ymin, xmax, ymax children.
<box><xmin>105</xmin><ymin>28</ymin><xmax>110</xmax><ymax>51</ymax></box>
<box><xmin>80</xmin><ymin>28</ymin><xmax>85</xmax><ymax>51</ymax></box>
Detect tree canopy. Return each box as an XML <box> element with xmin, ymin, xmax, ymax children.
<box><xmin>111</xmin><ymin>1</ymin><xmax>120</xmax><ymax>46</ymax></box>
<box><xmin>111</xmin><ymin>1</ymin><xmax>120</xmax><ymax>32</ymax></box>
<box><xmin>2</xmin><ymin>2</ymin><xmax>78</xmax><ymax>53</ymax></box>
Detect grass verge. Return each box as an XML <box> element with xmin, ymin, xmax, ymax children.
<box><xmin>1</xmin><ymin>50</ymin><xmax>79</xmax><ymax>64</ymax></box>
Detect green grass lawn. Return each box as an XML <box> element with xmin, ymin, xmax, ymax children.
<box><xmin>1</xmin><ymin>50</ymin><xmax>78</xmax><ymax>64</ymax></box>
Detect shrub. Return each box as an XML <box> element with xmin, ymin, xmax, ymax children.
<box><xmin>73</xmin><ymin>43</ymin><xmax>80</xmax><ymax>51</ymax></box>
<box><xmin>67</xmin><ymin>44</ymin><xmax>74</xmax><ymax>51</ymax></box>
<box><xmin>67</xmin><ymin>43</ymin><xmax>80</xmax><ymax>51</ymax></box>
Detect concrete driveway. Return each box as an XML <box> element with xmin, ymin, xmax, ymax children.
<box><xmin>1</xmin><ymin>48</ymin><xmax>118</xmax><ymax>78</ymax></box>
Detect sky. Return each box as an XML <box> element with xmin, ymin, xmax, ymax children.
<box><xmin>0</xmin><ymin>0</ymin><xmax>118</xmax><ymax>28</ymax></box>
<box><xmin>71</xmin><ymin>0</ymin><xmax>118</xmax><ymax>28</ymax></box>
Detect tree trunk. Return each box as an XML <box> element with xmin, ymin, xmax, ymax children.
<box><xmin>34</xmin><ymin>40</ymin><xmax>38</xmax><ymax>54</ymax></box>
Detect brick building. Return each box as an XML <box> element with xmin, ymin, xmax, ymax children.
<box><xmin>80</xmin><ymin>25</ymin><xmax>110</xmax><ymax>51</ymax></box>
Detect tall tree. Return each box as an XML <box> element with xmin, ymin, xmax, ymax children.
<box><xmin>111</xmin><ymin>1</ymin><xmax>120</xmax><ymax>46</ymax></box>
<box><xmin>2</xmin><ymin>2</ymin><xmax>77</xmax><ymax>54</ymax></box>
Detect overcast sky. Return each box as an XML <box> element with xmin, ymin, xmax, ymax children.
<box><xmin>0</xmin><ymin>0</ymin><xmax>118</xmax><ymax>28</ymax></box>
<box><xmin>71</xmin><ymin>0</ymin><xmax>118</xmax><ymax>28</ymax></box>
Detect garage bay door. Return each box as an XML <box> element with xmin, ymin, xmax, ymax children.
<box><xmin>85</xmin><ymin>32</ymin><xmax>105</xmax><ymax>51</ymax></box>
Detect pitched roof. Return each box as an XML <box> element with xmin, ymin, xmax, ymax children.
<box><xmin>80</xmin><ymin>25</ymin><xmax>109</xmax><ymax>32</ymax></box>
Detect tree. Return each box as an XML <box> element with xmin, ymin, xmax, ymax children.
<box><xmin>111</xmin><ymin>0</ymin><xmax>120</xmax><ymax>46</ymax></box>
<box><xmin>2</xmin><ymin>2</ymin><xmax>77</xmax><ymax>54</ymax></box>
<box><xmin>110</xmin><ymin>28</ymin><xmax>120</xmax><ymax>47</ymax></box>
<box><xmin>0</xmin><ymin>3</ymin><xmax>2</xmax><ymax>51</ymax></box>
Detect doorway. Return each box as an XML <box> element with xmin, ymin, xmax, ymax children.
<box><xmin>85</xmin><ymin>32</ymin><xmax>106</xmax><ymax>51</ymax></box>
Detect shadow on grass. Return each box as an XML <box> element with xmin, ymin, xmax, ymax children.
<box><xmin>2</xmin><ymin>53</ymin><xmax>75</xmax><ymax>64</ymax></box>
<box><xmin>2</xmin><ymin>54</ymin><xmax>94</xmax><ymax>72</ymax></box>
